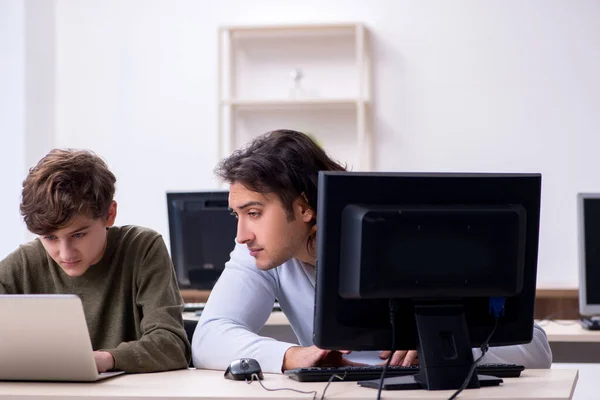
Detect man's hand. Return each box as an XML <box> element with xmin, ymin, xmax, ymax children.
<box><xmin>282</xmin><ymin>345</ymin><xmax>362</xmax><ymax>371</ymax></box>
<box><xmin>93</xmin><ymin>351</ymin><xmax>116</xmax><ymax>373</ymax></box>
<box><xmin>379</xmin><ymin>350</ymin><xmax>418</xmax><ymax>366</ymax></box>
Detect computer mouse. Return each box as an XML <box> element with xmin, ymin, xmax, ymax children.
<box><xmin>224</xmin><ymin>358</ymin><xmax>264</xmax><ymax>381</ymax></box>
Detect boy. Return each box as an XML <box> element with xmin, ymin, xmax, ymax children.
<box><xmin>0</xmin><ymin>149</ymin><xmax>190</xmax><ymax>373</ymax></box>
<box><xmin>192</xmin><ymin>129</ymin><xmax>553</xmax><ymax>373</ymax></box>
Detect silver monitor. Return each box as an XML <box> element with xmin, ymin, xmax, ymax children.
<box><xmin>578</xmin><ymin>193</ymin><xmax>600</xmax><ymax>316</ymax></box>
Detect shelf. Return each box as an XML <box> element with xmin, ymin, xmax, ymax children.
<box><xmin>218</xmin><ymin>22</ymin><xmax>373</xmax><ymax>171</ymax></box>
<box><xmin>221</xmin><ymin>23</ymin><xmax>361</xmax><ymax>37</ymax></box>
<box><xmin>221</xmin><ymin>98</ymin><xmax>368</xmax><ymax>110</ymax></box>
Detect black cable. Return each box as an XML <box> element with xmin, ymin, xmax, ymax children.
<box><xmin>247</xmin><ymin>374</ymin><xmax>318</xmax><ymax>399</ymax></box>
<box><xmin>447</xmin><ymin>317</ymin><xmax>499</xmax><ymax>400</ymax></box>
<box><xmin>377</xmin><ymin>299</ymin><xmax>398</xmax><ymax>400</ymax></box>
<box><xmin>246</xmin><ymin>371</ymin><xmax>346</xmax><ymax>399</ymax></box>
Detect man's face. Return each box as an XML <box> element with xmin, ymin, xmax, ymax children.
<box><xmin>229</xmin><ymin>182</ymin><xmax>314</xmax><ymax>270</ymax></box>
<box><xmin>39</xmin><ymin>201</ymin><xmax>117</xmax><ymax>277</ymax></box>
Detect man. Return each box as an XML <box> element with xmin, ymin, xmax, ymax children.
<box><xmin>192</xmin><ymin>129</ymin><xmax>552</xmax><ymax>373</ymax></box>
<box><xmin>0</xmin><ymin>149</ymin><xmax>190</xmax><ymax>373</ymax></box>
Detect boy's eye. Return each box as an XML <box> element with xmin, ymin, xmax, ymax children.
<box><xmin>44</xmin><ymin>235</ymin><xmax>57</xmax><ymax>241</ymax></box>
<box><xmin>248</xmin><ymin>211</ymin><xmax>261</xmax><ymax>218</ymax></box>
<box><xmin>73</xmin><ymin>232</ymin><xmax>86</xmax><ymax>239</ymax></box>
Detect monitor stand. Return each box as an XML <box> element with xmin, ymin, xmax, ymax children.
<box><xmin>359</xmin><ymin>303</ymin><xmax>502</xmax><ymax>391</ymax></box>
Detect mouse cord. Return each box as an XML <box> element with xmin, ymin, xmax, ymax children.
<box><xmin>246</xmin><ymin>374</ymin><xmax>317</xmax><ymax>399</ymax></box>
<box><xmin>320</xmin><ymin>372</ymin><xmax>347</xmax><ymax>399</ymax></box>
<box><xmin>246</xmin><ymin>371</ymin><xmax>347</xmax><ymax>399</ymax></box>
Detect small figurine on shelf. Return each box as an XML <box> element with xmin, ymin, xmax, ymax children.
<box><xmin>289</xmin><ymin>68</ymin><xmax>308</xmax><ymax>99</ymax></box>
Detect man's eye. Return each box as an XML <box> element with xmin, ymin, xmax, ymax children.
<box><xmin>248</xmin><ymin>212</ymin><xmax>261</xmax><ymax>218</ymax></box>
<box><xmin>44</xmin><ymin>235</ymin><xmax>57</xmax><ymax>241</ymax></box>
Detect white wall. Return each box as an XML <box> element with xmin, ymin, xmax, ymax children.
<box><xmin>55</xmin><ymin>0</ymin><xmax>221</xmax><ymax>243</ymax></box>
<box><xmin>0</xmin><ymin>0</ymin><xmax>28</xmax><ymax>257</ymax></box>
<box><xmin>25</xmin><ymin>0</ymin><xmax>56</xmax><ymax>169</ymax></box>
<box><xmin>53</xmin><ymin>0</ymin><xmax>600</xmax><ymax>288</ymax></box>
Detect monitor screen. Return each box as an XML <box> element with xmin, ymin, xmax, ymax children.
<box><xmin>166</xmin><ymin>191</ymin><xmax>237</xmax><ymax>289</ymax></box>
<box><xmin>314</xmin><ymin>172</ymin><xmax>541</xmax><ymax>391</ymax></box>
<box><xmin>578</xmin><ymin>194</ymin><xmax>600</xmax><ymax>315</ymax></box>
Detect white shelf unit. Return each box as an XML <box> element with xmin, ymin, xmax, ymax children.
<box><xmin>217</xmin><ymin>23</ymin><xmax>373</xmax><ymax>171</ymax></box>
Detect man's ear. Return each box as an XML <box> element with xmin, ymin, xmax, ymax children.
<box><xmin>105</xmin><ymin>201</ymin><xmax>118</xmax><ymax>227</ymax></box>
<box><xmin>295</xmin><ymin>194</ymin><xmax>315</xmax><ymax>223</ymax></box>
<box><xmin>301</xmin><ymin>206</ymin><xmax>315</xmax><ymax>223</ymax></box>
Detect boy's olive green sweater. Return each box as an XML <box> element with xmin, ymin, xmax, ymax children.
<box><xmin>0</xmin><ymin>225</ymin><xmax>191</xmax><ymax>373</ymax></box>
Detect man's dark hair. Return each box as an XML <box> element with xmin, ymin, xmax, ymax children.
<box><xmin>214</xmin><ymin>129</ymin><xmax>346</xmax><ymax>222</ymax></box>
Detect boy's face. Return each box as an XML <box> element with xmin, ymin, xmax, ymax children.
<box><xmin>229</xmin><ymin>182</ymin><xmax>315</xmax><ymax>270</ymax></box>
<box><xmin>39</xmin><ymin>201</ymin><xmax>117</xmax><ymax>277</ymax></box>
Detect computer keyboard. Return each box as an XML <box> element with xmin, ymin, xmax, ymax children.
<box><xmin>284</xmin><ymin>363</ymin><xmax>525</xmax><ymax>382</ymax></box>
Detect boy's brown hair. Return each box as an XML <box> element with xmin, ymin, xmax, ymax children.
<box><xmin>20</xmin><ymin>149</ymin><xmax>116</xmax><ymax>235</ymax></box>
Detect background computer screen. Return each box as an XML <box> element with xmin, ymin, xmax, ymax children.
<box><xmin>579</xmin><ymin>194</ymin><xmax>600</xmax><ymax>314</ymax></box>
<box><xmin>166</xmin><ymin>191</ymin><xmax>236</xmax><ymax>289</ymax></box>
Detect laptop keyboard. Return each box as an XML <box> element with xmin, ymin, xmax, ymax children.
<box><xmin>284</xmin><ymin>363</ymin><xmax>525</xmax><ymax>382</ymax></box>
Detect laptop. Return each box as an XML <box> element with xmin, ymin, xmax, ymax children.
<box><xmin>0</xmin><ymin>294</ymin><xmax>125</xmax><ymax>382</ymax></box>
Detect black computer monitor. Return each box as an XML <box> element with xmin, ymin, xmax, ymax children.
<box><xmin>577</xmin><ymin>193</ymin><xmax>600</xmax><ymax>322</ymax></box>
<box><xmin>313</xmin><ymin>172</ymin><xmax>541</xmax><ymax>391</ymax></box>
<box><xmin>166</xmin><ymin>191</ymin><xmax>237</xmax><ymax>289</ymax></box>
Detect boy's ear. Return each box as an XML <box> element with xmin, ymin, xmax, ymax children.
<box><xmin>105</xmin><ymin>201</ymin><xmax>118</xmax><ymax>227</ymax></box>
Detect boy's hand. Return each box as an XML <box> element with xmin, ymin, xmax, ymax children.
<box><xmin>282</xmin><ymin>345</ymin><xmax>362</xmax><ymax>371</ymax></box>
<box><xmin>93</xmin><ymin>351</ymin><xmax>115</xmax><ymax>372</ymax></box>
<box><xmin>379</xmin><ymin>350</ymin><xmax>418</xmax><ymax>366</ymax></box>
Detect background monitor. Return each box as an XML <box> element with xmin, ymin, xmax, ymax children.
<box><xmin>314</xmin><ymin>172</ymin><xmax>541</xmax><ymax>391</ymax></box>
<box><xmin>166</xmin><ymin>191</ymin><xmax>236</xmax><ymax>289</ymax></box>
<box><xmin>578</xmin><ymin>193</ymin><xmax>600</xmax><ymax>317</ymax></box>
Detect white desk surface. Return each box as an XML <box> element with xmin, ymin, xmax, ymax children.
<box><xmin>0</xmin><ymin>368</ymin><xmax>578</xmax><ymax>399</ymax></box>
<box><xmin>537</xmin><ymin>320</ymin><xmax>600</xmax><ymax>343</ymax></box>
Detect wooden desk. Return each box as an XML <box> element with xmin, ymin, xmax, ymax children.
<box><xmin>183</xmin><ymin>311</ymin><xmax>289</xmax><ymax>326</ymax></box>
<box><xmin>0</xmin><ymin>369</ymin><xmax>579</xmax><ymax>399</ymax></box>
<box><xmin>183</xmin><ymin>311</ymin><xmax>296</xmax><ymax>344</ymax></box>
<box><xmin>184</xmin><ymin>312</ymin><xmax>600</xmax><ymax>361</ymax></box>
<box><xmin>540</xmin><ymin>320</ymin><xmax>600</xmax><ymax>343</ymax></box>
<box><xmin>539</xmin><ymin>320</ymin><xmax>600</xmax><ymax>363</ymax></box>
<box><xmin>183</xmin><ymin>288</ymin><xmax>582</xmax><ymax>320</ymax></box>
<box><xmin>183</xmin><ymin>314</ymin><xmax>600</xmax><ymax>352</ymax></box>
